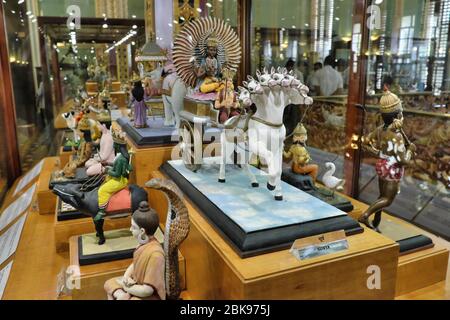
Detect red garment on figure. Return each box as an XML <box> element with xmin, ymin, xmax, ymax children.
<box><xmin>375</xmin><ymin>159</ymin><xmax>404</xmax><ymax>182</ymax></box>
<box><xmin>106</xmin><ymin>188</ymin><xmax>132</xmax><ymax>214</ymax></box>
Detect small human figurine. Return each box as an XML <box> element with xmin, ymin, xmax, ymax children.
<box><xmin>358</xmin><ymin>90</ymin><xmax>416</xmax><ymax>231</ymax></box>
<box><xmin>193</xmin><ymin>33</ymin><xmax>223</xmax><ymax>94</ymax></box>
<box><xmin>214</xmin><ymin>67</ymin><xmax>240</xmax><ymax>123</ymax></box>
<box><xmin>100</xmin><ymin>80</ymin><xmax>111</xmax><ymax>110</ymax></box>
<box><xmin>284</xmin><ymin>123</ymin><xmax>319</xmax><ymax>182</ymax></box>
<box><xmin>131</xmin><ymin>79</ymin><xmax>148</xmax><ymax>128</ymax></box>
<box><xmin>57</xmin><ymin>115</ymin><xmax>94</xmax><ymax>179</ymax></box>
<box><xmin>104</xmin><ymin>201</ymin><xmax>166</xmax><ymax>300</ymax></box>
<box><xmin>94</xmin><ymin>126</ymin><xmax>132</xmax><ymax>227</ymax></box>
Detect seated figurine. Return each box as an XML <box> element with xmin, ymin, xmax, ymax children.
<box><xmin>56</xmin><ymin>115</ymin><xmax>94</xmax><ymax>179</ymax></box>
<box><xmin>94</xmin><ymin>125</ymin><xmax>132</xmax><ymax>225</ymax></box>
<box><xmin>85</xmin><ymin>124</ymin><xmax>115</xmax><ymax>176</ymax></box>
<box><xmin>284</xmin><ymin>123</ymin><xmax>319</xmax><ymax>182</ymax></box>
<box><xmin>214</xmin><ymin>67</ymin><xmax>240</xmax><ymax>124</ymax></box>
<box><xmin>192</xmin><ymin>33</ymin><xmax>224</xmax><ymax>94</ymax></box>
<box><xmin>104</xmin><ymin>201</ymin><xmax>166</xmax><ymax>300</ymax></box>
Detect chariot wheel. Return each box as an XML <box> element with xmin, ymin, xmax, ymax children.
<box><xmin>179</xmin><ymin>119</ymin><xmax>203</xmax><ymax>172</ymax></box>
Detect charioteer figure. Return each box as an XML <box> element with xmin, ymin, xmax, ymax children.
<box><xmin>358</xmin><ymin>90</ymin><xmax>416</xmax><ymax>231</ymax></box>
<box><xmin>284</xmin><ymin>123</ymin><xmax>319</xmax><ymax>183</ymax></box>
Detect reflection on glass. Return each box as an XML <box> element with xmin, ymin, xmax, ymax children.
<box><xmin>360</xmin><ymin>0</ymin><xmax>450</xmax><ymax>239</ymax></box>
<box><xmin>251</xmin><ymin>0</ymin><xmax>355</xmax><ymax>186</ymax></box>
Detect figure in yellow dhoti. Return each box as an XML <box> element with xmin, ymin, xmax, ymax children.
<box><xmin>94</xmin><ymin>125</ymin><xmax>132</xmax><ymax>229</ymax></box>
<box><xmin>192</xmin><ymin>33</ymin><xmax>224</xmax><ymax>94</ymax></box>
<box><xmin>284</xmin><ymin>123</ymin><xmax>319</xmax><ymax>182</ymax></box>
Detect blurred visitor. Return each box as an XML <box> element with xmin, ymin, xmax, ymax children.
<box><xmin>306</xmin><ymin>62</ymin><xmax>322</xmax><ymax>94</ymax></box>
<box><xmin>336</xmin><ymin>59</ymin><xmax>349</xmax><ymax>89</ymax></box>
<box><xmin>285</xmin><ymin>58</ymin><xmax>304</xmax><ymax>83</ymax></box>
<box><xmin>312</xmin><ymin>56</ymin><xmax>343</xmax><ymax>96</ymax></box>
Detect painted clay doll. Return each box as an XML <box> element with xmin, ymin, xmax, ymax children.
<box><xmin>57</xmin><ymin>114</ymin><xmax>94</xmax><ymax>179</ymax></box>
<box><xmin>104</xmin><ymin>201</ymin><xmax>165</xmax><ymax>300</ymax></box>
<box><xmin>94</xmin><ymin>126</ymin><xmax>132</xmax><ymax>227</ymax></box>
<box><xmin>214</xmin><ymin>67</ymin><xmax>240</xmax><ymax>123</ymax></box>
<box><xmin>284</xmin><ymin>123</ymin><xmax>319</xmax><ymax>182</ymax></box>
<box><xmin>192</xmin><ymin>33</ymin><xmax>223</xmax><ymax>94</ymax></box>
<box><xmin>358</xmin><ymin>90</ymin><xmax>416</xmax><ymax>231</ymax></box>
<box><xmin>131</xmin><ymin>79</ymin><xmax>148</xmax><ymax>128</ymax></box>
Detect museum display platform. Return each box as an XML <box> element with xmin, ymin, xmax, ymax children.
<box><xmin>117</xmin><ymin>116</ymin><xmax>221</xmax><ymax>147</ymax></box>
<box><xmin>37</xmin><ymin>157</ymin><xmax>60</xmax><ymax>215</ymax></box>
<box><xmin>346</xmin><ymin>208</ymin><xmax>449</xmax><ymax>296</ymax></box>
<box><xmin>161</xmin><ymin>158</ymin><xmax>363</xmax><ymax>258</ymax></box>
<box><xmin>68</xmin><ymin>231</ymin><xmax>186</xmax><ymax>300</ymax></box>
<box><xmin>149</xmin><ymin>170</ymin><xmax>398</xmax><ymax>299</ymax></box>
<box><xmin>148</xmin><ymin>164</ymin><xmax>449</xmax><ymax>299</ymax></box>
<box><xmin>54</xmin><ymin>197</ymin><xmax>131</xmax><ymax>253</ymax></box>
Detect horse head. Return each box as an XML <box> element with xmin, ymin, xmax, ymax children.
<box><xmin>269</xmin><ymin>67</ymin><xmax>284</xmax><ymax>87</ymax></box>
<box><xmin>237</xmin><ymin>86</ymin><xmax>253</xmax><ymax>108</ymax></box>
<box><xmin>243</xmin><ymin>75</ymin><xmax>263</xmax><ymax>95</ymax></box>
<box><xmin>256</xmin><ymin>68</ymin><xmax>271</xmax><ymax>87</ymax></box>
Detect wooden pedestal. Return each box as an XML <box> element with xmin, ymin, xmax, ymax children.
<box><xmin>126</xmin><ymin>137</ymin><xmax>175</xmax><ymax>187</ymax></box>
<box><xmin>54</xmin><ymin>199</ymin><xmax>132</xmax><ymax>253</ymax></box>
<box><xmin>149</xmin><ymin>171</ymin><xmax>399</xmax><ymax>300</ymax></box>
<box><xmin>346</xmin><ymin>198</ymin><xmax>449</xmax><ymax>297</ymax></box>
<box><xmin>37</xmin><ymin>157</ymin><xmax>60</xmax><ymax>215</ymax></box>
<box><xmin>69</xmin><ymin>236</ymin><xmax>186</xmax><ymax>300</ymax></box>
<box><xmin>59</xmin><ymin>147</ymin><xmax>72</xmax><ymax>168</ymax></box>
<box><xmin>110</xmin><ymin>91</ymin><xmax>127</xmax><ymax>108</ymax></box>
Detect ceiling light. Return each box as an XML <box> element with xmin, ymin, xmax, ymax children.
<box><xmin>102</xmin><ymin>24</ymin><xmax>108</xmax><ymax>29</ymax></box>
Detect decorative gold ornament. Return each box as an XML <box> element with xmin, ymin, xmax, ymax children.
<box><xmin>293</xmin><ymin>123</ymin><xmax>307</xmax><ymax>137</ymax></box>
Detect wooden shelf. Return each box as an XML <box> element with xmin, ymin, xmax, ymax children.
<box><xmin>36</xmin><ymin>157</ymin><xmax>60</xmax><ymax>215</ymax></box>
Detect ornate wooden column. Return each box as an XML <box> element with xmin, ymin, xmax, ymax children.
<box><xmin>0</xmin><ymin>2</ymin><xmax>22</xmax><ymax>182</ymax></box>
<box><xmin>237</xmin><ymin>0</ymin><xmax>251</xmax><ymax>85</ymax></box>
<box><xmin>343</xmin><ymin>0</ymin><xmax>371</xmax><ymax>197</ymax></box>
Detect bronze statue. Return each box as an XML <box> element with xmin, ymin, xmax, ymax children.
<box><xmin>358</xmin><ymin>90</ymin><xmax>416</xmax><ymax>231</ymax></box>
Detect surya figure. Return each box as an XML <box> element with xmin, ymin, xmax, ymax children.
<box><xmin>192</xmin><ymin>33</ymin><xmax>223</xmax><ymax>94</ymax></box>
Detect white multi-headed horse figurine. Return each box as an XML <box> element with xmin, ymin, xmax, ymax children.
<box><xmin>219</xmin><ymin>67</ymin><xmax>313</xmax><ymax>201</ymax></box>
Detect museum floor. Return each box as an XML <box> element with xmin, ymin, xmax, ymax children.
<box><xmin>1</xmin><ymin>173</ymin><xmax>450</xmax><ymax>300</ymax></box>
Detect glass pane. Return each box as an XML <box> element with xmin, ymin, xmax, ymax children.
<box><xmin>359</xmin><ymin>0</ymin><xmax>450</xmax><ymax>239</ymax></box>
<box><xmin>250</xmin><ymin>0</ymin><xmax>355</xmax><ymax>186</ymax></box>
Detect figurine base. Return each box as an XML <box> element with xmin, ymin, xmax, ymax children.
<box><xmin>55</xmin><ymin>198</ymin><xmax>131</xmax><ymax>253</ymax></box>
<box><xmin>117</xmin><ymin>116</ymin><xmax>178</xmax><ymax>146</ymax></box>
<box><xmin>281</xmin><ymin>169</ymin><xmax>354</xmax><ymax>212</ymax></box>
<box><xmin>117</xmin><ymin>116</ymin><xmax>221</xmax><ymax>147</ymax></box>
<box><xmin>161</xmin><ymin>158</ymin><xmax>363</xmax><ymax>258</ymax></box>
<box><xmin>77</xmin><ymin>228</ymin><xmax>162</xmax><ymax>266</ymax></box>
